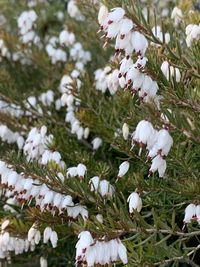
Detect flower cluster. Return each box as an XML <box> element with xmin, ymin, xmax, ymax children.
<box><xmin>0</xmin><ymin>160</ymin><xmax>88</xmax><ymax>219</ymax></box>
<box><xmin>94</xmin><ymin>66</ymin><xmax>120</xmax><ymax>95</ymax></box>
<box><xmin>0</xmin><ymin>39</ymin><xmax>10</xmax><ymax>61</ymax></box>
<box><xmin>17</xmin><ymin>10</ymin><xmax>41</xmax><ymax>45</ymax></box>
<box><xmin>67</xmin><ymin>163</ymin><xmax>87</xmax><ymax>179</ymax></box>
<box><xmin>0</xmin><ymin>124</ymin><xmax>24</xmax><ymax>149</ymax></box>
<box><xmin>0</xmin><ymin>220</ymin><xmax>35</xmax><ymax>259</ymax></box>
<box><xmin>185</xmin><ymin>23</ymin><xmax>200</xmax><ymax>47</ymax></box>
<box><xmin>59</xmin><ymin>28</ymin><xmax>75</xmax><ymax>47</ymax></box>
<box><xmin>183</xmin><ymin>204</ymin><xmax>200</xmax><ymax>224</ymax></box>
<box><xmin>23</xmin><ymin>126</ymin><xmax>65</xmax><ymax>167</ymax></box>
<box><xmin>0</xmin><ymin>100</ymin><xmax>23</xmax><ymax>118</ymax></box>
<box><xmin>161</xmin><ymin>61</ymin><xmax>181</xmax><ymax>82</ymax></box>
<box><xmin>39</xmin><ymin>90</ymin><xmax>54</xmax><ymax>107</ymax></box>
<box><xmin>28</xmin><ymin>224</ymin><xmax>58</xmax><ymax>248</ymax></box>
<box><xmin>89</xmin><ymin>176</ymin><xmax>115</xmax><ymax>197</ymax></box>
<box><xmin>60</xmin><ymin>74</ymin><xmax>90</xmax><ymax>141</ymax></box>
<box><xmin>132</xmin><ymin>120</ymin><xmax>173</xmax><ymax>177</ymax></box>
<box><xmin>151</xmin><ymin>26</ymin><xmax>170</xmax><ymax>46</ymax></box>
<box><xmin>67</xmin><ymin>0</ymin><xmax>85</xmax><ymax>21</ymax></box>
<box><xmin>45</xmin><ymin>36</ymin><xmax>67</xmax><ymax>64</ymax></box>
<box><xmin>97</xmin><ymin>6</ymin><xmax>161</xmax><ymax>103</ymax></box>
<box><xmin>75</xmin><ymin>231</ymin><xmax>128</xmax><ymax>266</ymax></box>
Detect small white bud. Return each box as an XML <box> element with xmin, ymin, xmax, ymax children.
<box><xmin>117</xmin><ymin>161</ymin><xmax>130</xmax><ymax>177</ymax></box>
<box><xmin>122</xmin><ymin>123</ymin><xmax>129</xmax><ymax>140</ymax></box>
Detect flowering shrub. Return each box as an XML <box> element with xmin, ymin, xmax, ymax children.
<box><xmin>0</xmin><ymin>0</ymin><xmax>200</xmax><ymax>266</ymax></box>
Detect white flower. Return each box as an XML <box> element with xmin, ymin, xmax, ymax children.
<box><xmin>43</xmin><ymin>191</ymin><xmax>54</xmax><ymax>206</ymax></box>
<box><xmin>171</xmin><ymin>7</ymin><xmax>183</xmax><ymax>26</ymax></box>
<box><xmin>183</xmin><ymin>204</ymin><xmax>196</xmax><ymax>223</ymax></box>
<box><xmin>156</xmin><ymin>129</ymin><xmax>173</xmax><ymax>156</ymax></box>
<box><xmin>43</xmin><ymin>227</ymin><xmax>52</xmax><ymax>244</ymax></box>
<box><xmin>149</xmin><ymin>155</ymin><xmax>167</xmax><ymax>177</ymax></box>
<box><xmin>117</xmin><ymin>241</ymin><xmax>128</xmax><ymax>264</ymax></box>
<box><xmin>91</xmin><ymin>137</ymin><xmax>102</xmax><ymax>150</ymax></box>
<box><xmin>96</xmin><ymin>214</ymin><xmax>103</xmax><ymax>223</ymax></box>
<box><xmin>61</xmin><ymin>195</ymin><xmax>73</xmax><ymax>210</ymax></box>
<box><xmin>151</xmin><ymin>26</ymin><xmax>170</xmax><ymax>46</ymax></box>
<box><xmin>34</xmin><ymin>230</ymin><xmax>41</xmax><ymax>245</ymax></box>
<box><xmin>40</xmin><ymin>257</ymin><xmax>48</xmax><ymax>267</ymax></box>
<box><xmin>119</xmin><ymin>57</ymin><xmax>133</xmax><ymax>77</ymax></box>
<box><xmin>196</xmin><ymin>205</ymin><xmax>200</xmax><ymax>224</ymax></box>
<box><xmin>98</xmin><ymin>5</ymin><xmax>108</xmax><ymax>25</ymax></box>
<box><xmin>77</xmin><ymin>163</ymin><xmax>87</xmax><ymax>179</ymax></box>
<box><xmin>7</xmin><ymin>171</ymin><xmax>18</xmax><ymax>188</ymax></box>
<box><xmin>107</xmin><ymin>8</ymin><xmax>125</xmax><ymax>24</ymax></box>
<box><xmin>131</xmin><ymin>31</ymin><xmax>148</xmax><ymax>56</ymax></box>
<box><xmin>119</xmin><ymin>18</ymin><xmax>134</xmax><ymax>38</ymax></box>
<box><xmin>2</xmin><ymin>232</ymin><xmax>10</xmax><ymax>246</ymax></box>
<box><xmin>89</xmin><ymin>176</ymin><xmax>100</xmax><ymax>191</ymax></box>
<box><xmin>67</xmin><ymin>166</ymin><xmax>78</xmax><ymax>177</ymax></box>
<box><xmin>161</xmin><ymin>61</ymin><xmax>169</xmax><ymax>79</ymax></box>
<box><xmin>28</xmin><ymin>225</ymin><xmax>37</xmax><ymax>242</ymax></box>
<box><xmin>1</xmin><ymin>220</ymin><xmax>10</xmax><ymax>231</ymax></box>
<box><xmin>76</xmin><ymin>231</ymin><xmax>94</xmax><ymax>260</ymax></box>
<box><xmin>125</xmin><ymin>66</ymin><xmax>141</xmax><ymax>86</ymax></box>
<box><xmin>122</xmin><ymin>123</ymin><xmax>129</xmax><ymax>140</ymax></box>
<box><xmin>127</xmin><ymin>192</ymin><xmax>142</xmax><ymax>213</ymax></box>
<box><xmin>135</xmin><ymin>56</ymin><xmax>148</xmax><ymax>69</ymax></box>
<box><xmin>59</xmin><ymin>30</ymin><xmax>75</xmax><ymax>47</ymax></box>
<box><xmin>161</xmin><ymin>61</ymin><xmax>181</xmax><ymax>82</ymax></box>
<box><xmin>53</xmin><ymin>193</ymin><xmax>63</xmax><ymax>209</ymax></box>
<box><xmin>185</xmin><ymin>24</ymin><xmax>200</xmax><ymax>47</ymax></box>
<box><xmin>117</xmin><ymin>161</ymin><xmax>130</xmax><ymax>177</ymax></box>
<box><xmin>99</xmin><ymin>179</ymin><xmax>114</xmax><ymax>197</ymax></box>
<box><xmin>84</xmin><ymin>127</ymin><xmax>90</xmax><ymax>139</ymax></box>
<box><xmin>132</xmin><ymin>120</ymin><xmax>155</xmax><ymax>154</ymax></box>
<box><xmin>50</xmin><ymin>231</ymin><xmax>58</xmax><ymax>248</ymax></box>
<box><xmin>76</xmin><ymin>125</ymin><xmax>84</xmax><ymax>140</ymax></box>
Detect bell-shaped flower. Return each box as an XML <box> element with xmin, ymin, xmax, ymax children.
<box><xmin>119</xmin><ymin>57</ymin><xmax>133</xmax><ymax>77</ymax></box>
<box><xmin>117</xmin><ymin>161</ymin><xmax>130</xmax><ymax>177</ymax></box>
<box><xmin>89</xmin><ymin>176</ymin><xmax>100</xmax><ymax>192</ymax></box>
<box><xmin>131</xmin><ymin>31</ymin><xmax>148</xmax><ymax>56</ymax></box>
<box><xmin>171</xmin><ymin>7</ymin><xmax>183</xmax><ymax>26</ymax></box>
<box><xmin>98</xmin><ymin>5</ymin><xmax>108</xmax><ymax>25</ymax></box>
<box><xmin>127</xmin><ymin>192</ymin><xmax>142</xmax><ymax>213</ymax></box>
<box><xmin>77</xmin><ymin>163</ymin><xmax>87</xmax><ymax>179</ymax></box>
<box><xmin>43</xmin><ymin>226</ymin><xmax>52</xmax><ymax>244</ymax></box>
<box><xmin>156</xmin><ymin>129</ymin><xmax>173</xmax><ymax>156</ymax></box>
<box><xmin>149</xmin><ymin>155</ymin><xmax>167</xmax><ymax>177</ymax></box>
<box><xmin>183</xmin><ymin>204</ymin><xmax>196</xmax><ymax>223</ymax></box>
<box><xmin>119</xmin><ymin>18</ymin><xmax>134</xmax><ymax>38</ymax></box>
<box><xmin>196</xmin><ymin>205</ymin><xmax>200</xmax><ymax>224</ymax></box>
<box><xmin>50</xmin><ymin>231</ymin><xmax>58</xmax><ymax>248</ymax></box>
<box><xmin>40</xmin><ymin>257</ymin><xmax>48</xmax><ymax>267</ymax></box>
<box><xmin>67</xmin><ymin>166</ymin><xmax>78</xmax><ymax>178</ymax></box>
<box><xmin>28</xmin><ymin>225</ymin><xmax>37</xmax><ymax>242</ymax></box>
<box><xmin>107</xmin><ymin>7</ymin><xmax>125</xmax><ymax>24</ymax></box>
<box><xmin>34</xmin><ymin>230</ymin><xmax>41</xmax><ymax>245</ymax></box>
<box><xmin>91</xmin><ymin>137</ymin><xmax>102</xmax><ymax>150</ymax></box>
<box><xmin>132</xmin><ymin>120</ymin><xmax>155</xmax><ymax>154</ymax></box>
<box><xmin>117</xmin><ymin>240</ymin><xmax>128</xmax><ymax>264</ymax></box>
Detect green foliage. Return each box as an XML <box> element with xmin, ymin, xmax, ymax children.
<box><xmin>0</xmin><ymin>0</ymin><xmax>200</xmax><ymax>266</ymax></box>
